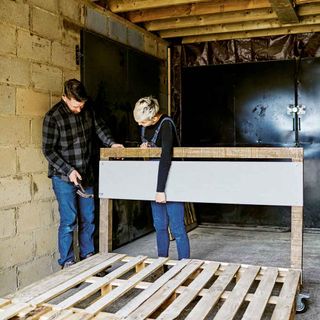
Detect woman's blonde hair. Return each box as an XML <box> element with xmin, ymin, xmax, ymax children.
<box><xmin>133</xmin><ymin>96</ymin><xmax>159</xmax><ymax>122</ymax></box>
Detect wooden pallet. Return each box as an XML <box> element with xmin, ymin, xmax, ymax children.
<box><xmin>1</xmin><ymin>253</ymin><xmax>300</xmax><ymax>320</ymax></box>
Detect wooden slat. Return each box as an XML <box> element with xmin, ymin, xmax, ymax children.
<box><xmin>213</xmin><ymin>266</ymin><xmax>260</xmax><ymax>320</ymax></box>
<box><xmin>116</xmin><ymin>259</ymin><xmax>190</xmax><ymax>317</ymax></box>
<box><xmin>40</xmin><ymin>309</ymin><xmax>74</xmax><ymax>320</ymax></box>
<box><xmin>298</xmin><ymin>3</ymin><xmax>320</xmax><ymax>16</ymax></box>
<box><xmin>100</xmin><ymin>147</ymin><xmax>303</xmax><ymax>161</ymax></box>
<box><xmin>157</xmin><ymin>262</ymin><xmax>220</xmax><ymax>320</ymax></box>
<box><xmin>0</xmin><ymin>302</ymin><xmax>29</xmax><ymax>320</ymax></box>
<box><xmin>182</xmin><ymin>23</ymin><xmax>320</xmax><ymax>42</ymax></box>
<box><xmin>108</xmin><ymin>0</ymin><xmax>211</xmax><ymax>12</ymax></box>
<box><xmin>269</xmin><ymin>0</ymin><xmax>299</xmax><ymax>24</ymax></box>
<box><xmin>271</xmin><ymin>270</ymin><xmax>301</xmax><ymax>320</ymax></box>
<box><xmin>241</xmin><ymin>268</ymin><xmax>279</xmax><ymax>320</ymax></box>
<box><xmin>145</xmin><ymin>8</ymin><xmax>277</xmax><ymax>31</ymax></box>
<box><xmin>291</xmin><ymin>206</ymin><xmax>303</xmax><ymax>270</ymax></box>
<box><xmin>57</xmin><ymin>255</ymin><xmax>147</xmax><ymax>309</ymax></box>
<box><xmin>127</xmin><ymin>0</ymin><xmax>271</xmax><ymax>23</ymax></box>
<box><xmin>125</xmin><ymin>260</ymin><xmax>204</xmax><ymax>320</ymax></box>
<box><xmin>185</xmin><ymin>264</ymin><xmax>240</xmax><ymax>320</ymax></box>
<box><xmin>99</xmin><ymin>198</ymin><xmax>113</xmax><ymax>252</ymax></box>
<box><xmin>84</xmin><ymin>257</ymin><xmax>168</xmax><ymax>314</ymax></box>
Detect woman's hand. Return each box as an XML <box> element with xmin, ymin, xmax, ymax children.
<box><xmin>155</xmin><ymin>192</ymin><xmax>166</xmax><ymax>203</ymax></box>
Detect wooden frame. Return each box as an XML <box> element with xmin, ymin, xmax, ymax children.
<box><xmin>99</xmin><ymin>147</ymin><xmax>304</xmax><ymax>271</ymax></box>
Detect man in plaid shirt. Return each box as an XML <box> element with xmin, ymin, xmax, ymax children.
<box><xmin>42</xmin><ymin>79</ymin><xmax>123</xmax><ymax>268</ymax></box>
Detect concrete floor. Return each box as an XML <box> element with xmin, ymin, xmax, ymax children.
<box><xmin>114</xmin><ymin>225</ymin><xmax>320</xmax><ymax>319</ymax></box>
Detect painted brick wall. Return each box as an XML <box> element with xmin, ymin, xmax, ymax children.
<box><xmin>0</xmin><ymin>0</ymin><xmax>167</xmax><ymax>296</ymax></box>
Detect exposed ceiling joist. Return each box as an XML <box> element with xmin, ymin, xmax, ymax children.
<box><xmin>127</xmin><ymin>0</ymin><xmax>271</xmax><ymax>23</ymax></box>
<box><xmin>269</xmin><ymin>0</ymin><xmax>299</xmax><ymax>24</ymax></box>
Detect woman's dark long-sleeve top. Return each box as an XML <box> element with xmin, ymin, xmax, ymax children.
<box><xmin>142</xmin><ymin>114</ymin><xmax>178</xmax><ymax>192</ymax></box>
<box><xmin>42</xmin><ymin>100</ymin><xmax>115</xmax><ymax>184</ymax></box>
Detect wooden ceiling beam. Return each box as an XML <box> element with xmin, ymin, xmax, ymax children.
<box><xmin>145</xmin><ymin>8</ymin><xmax>276</xmax><ymax>31</ymax></box>
<box><xmin>126</xmin><ymin>0</ymin><xmax>271</xmax><ymax>23</ymax></box>
<box><xmin>160</xmin><ymin>14</ymin><xmax>320</xmax><ymax>38</ymax></box>
<box><xmin>269</xmin><ymin>0</ymin><xmax>299</xmax><ymax>24</ymax></box>
<box><xmin>295</xmin><ymin>0</ymin><xmax>320</xmax><ymax>4</ymax></box>
<box><xmin>298</xmin><ymin>3</ymin><xmax>320</xmax><ymax>15</ymax></box>
<box><xmin>108</xmin><ymin>0</ymin><xmax>211</xmax><ymax>13</ymax></box>
<box><xmin>182</xmin><ymin>23</ymin><xmax>320</xmax><ymax>43</ymax></box>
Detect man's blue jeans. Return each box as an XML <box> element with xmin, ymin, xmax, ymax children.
<box><xmin>52</xmin><ymin>176</ymin><xmax>95</xmax><ymax>266</ymax></box>
<box><xmin>151</xmin><ymin>201</ymin><xmax>190</xmax><ymax>260</ymax></box>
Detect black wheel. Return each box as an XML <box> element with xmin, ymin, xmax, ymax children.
<box><xmin>296</xmin><ymin>293</ymin><xmax>310</xmax><ymax>314</ymax></box>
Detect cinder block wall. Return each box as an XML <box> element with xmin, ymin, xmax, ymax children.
<box><xmin>0</xmin><ymin>0</ymin><xmax>167</xmax><ymax>296</ymax></box>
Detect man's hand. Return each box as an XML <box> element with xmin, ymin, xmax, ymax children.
<box><xmin>111</xmin><ymin>143</ymin><xmax>124</xmax><ymax>148</ymax></box>
<box><xmin>140</xmin><ymin>142</ymin><xmax>149</xmax><ymax>149</ymax></box>
<box><xmin>69</xmin><ymin>169</ymin><xmax>82</xmax><ymax>185</ymax></box>
<box><xmin>155</xmin><ymin>192</ymin><xmax>166</xmax><ymax>203</ymax></box>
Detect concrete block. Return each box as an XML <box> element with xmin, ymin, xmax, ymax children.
<box><xmin>0</xmin><ymin>209</ymin><xmax>16</xmax><ymax>239</ymax></box>
<box><xmin>17</xmin><ymin>30</ymin><xmax>51</xmax><ymax>63</ymax></box>
<box><xmin>59</xmin><ymin>0</ymin><xmax>82</xmax><ymax>23</ymax></box>
<box><xmin>32</xmin><ymin>173</ymin><xmax>55</xmax><ymax>201</ymax></box>
<box><xmin>144</xmin><ymin>37</ymin><xmax>158</xmax><ymax>58</ymax></box>
<box><xmin>128</xmin><ymin>28</ymin><xmax>144</xmax><ymax>52</ymax></box>
<box><xmin>52</xmin><ymin>42</ymin><xmax>76</xmax><ymax>70</ymax></box>
<box><xmin>34</xmin><ymin>226</ymin><xmax>57</xmax><ymax>256</ymax></box>
<box><xmin>0</xmin><ymin>147</ymin><xmax>16</xmax><ymax>177</ymax></box>
<box><xmin>18</xmin><ymin>255</ymin><xmax>53</xmax><ymax>288</ymax></box>
<box><xmin>17</xmin><ymin>146</ymin><xmax>47</xmax><ymax>173</ymax></box>
<box><xmin>0</xmin><ymin>23</ymin><xmax>16</xmax><ymax>55</ymax></box>
<box><xmin>0</xmin><ymin>233</ymin><xmax>34</xmax><ymax>269</ymax></box>
<box><xmin>0</xmin><ymin>117</ymin><xmax>30</xmax><ymax>146</ymax></box>
<box><xmin>32</xmin><ymin>7</ymin><xmax>62</xmax><ymax>41</ymax></box>
<box><xmin>30</xmin><ymin>117</ymin><xmax>43</xmax><ymax>146</ymax></box>
<box><xmin>0</xmin><ymin>268</ymin><xmax>17</xmax><ymax>296</ymax></box>
<box><xmin>0</xmin><ymin>56</ymin><xmax>30</xmax><ymax>86</ymax></box>
<box><xmin>32</xmin><ymin>63</ymin><xmax>62</xmax><ymax>94</ymax></box>
<box><xmin>109</xmin><ymin>19</ymin><xmax>127</xmax><ymax>45</ymax></box>
<box><xmin>52</xmin><ymin>252</ymin><xmax>60</xmax><ymax>272</ymax></box>
<box><xmin>29</xmin><ymin>0</ymin><xmax>58</xmax><ymax>13</ymax></box>
<box><xmin>0</xmin><ymin>1</ymin><xmax>29</xmax><ymax>29</ymax></box>
<box><xmin>63</xmin><ymin>70</ymin><xmax>80</xmax><ymax>83</ymax></box>
<box><xmin>16</xmin><ymin>88</ymin><xmax>50</xmax><ymax>116</ymax></box>
<box><xmin>0</xmin><ymin>175</ymin><xmax>32</xmax><ymax>207</ymax></box>
<box><xmin>50</xmin><ymin>94</ymin><xmax>62</xmax><ymax>107</ymax></box>
<box><xmin>17</xmin><ymin>201</ymin><xmax>53</xmax><ymax>233</ymax></box>
<box><xmin>0</xmin><ymin>84</ymin><xmax>15</xmax><ymax>115</ymax></box>
<box><xmin>86</xmin><ymin>8</ymin><xmax>108</xmax><ymax>37</ymax></box>
<box><xmin>52</xmin><ymin>200</ymin><xmax>60</xmax><ymax>224</ymax></box>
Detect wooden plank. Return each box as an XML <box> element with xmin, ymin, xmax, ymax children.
<box><xmin>269</xmin><ymin>0</ymin><xmax>299</xmax><ymax>24</ymax></box>
<box><xmin>84</xmin><ymin>257</ymin><xmax>168</xmax><ymax>314</ymax></box>
<box><xmin>0</xmin><ymin>303</ymin><xmax>29</xmax><ymax>320</ymax></box>
<box><xmin>291</xmin><ymin>206</ymin><xmax>303</xmax><ymax>270</ymax></box>
<box><xmin>108</xmin><ymin>0</ymin><xmax>212</xmax><ymax>12</ymax></box>
<box><xmin>127</xmin><ymin>0</ymin><xmax>271</xmax><ymax>23</ymax></box>
<box><xmin>182</xmin><ymin>23</ymin><xmax>320</xmax><ymax>42</ymax></box>
<box><xmin>185</xmin><ymin>264</ymin><xmax>240</xmax><ymax>320</ymax></box>
<box><xmin>271</xmin><ymin>270</ymin><xmax>301</xmax><ymax>320</ymax></box>
<box><xmin>213</xmin><ymin>266</ymin><xmax>260</xmax><ymax>320</ymax></box>
<box><xmin>116</xmin><ymin>259</ymin><xmax>190</xmax><ymax>317</ymax></box>
<box><xmin>0</xmin><ymin>299</ymin><xmax>10</xmax><ymax>308</ymax></box>
<box><xmin>40</xmin><ymin>309</ymin><xmax>74</xmax><ymax>320</ymax></box>
<box><xmin>299</xmin><ymin>3</ymin><xmax>320</xmax><ymax>16</ymax></box>
<box><xmin>57</xmin><ymin>255</ymin><xmax>147</xmax><ymax>309</ymax></box>
<box><xmin>241</xmin><ymin>268</ymin><xmax>279</xmax><ymax>320</ymax></box>
<box><xmin>29</xmin><ymin>254</ymin><xmax>126</xmax><ymax>306</ymax></box>
<box><xmin>145</xmin><ymin>8</ymin><xmax>277</xmax><ymax>31</ymax></box>
<box><xmin>99</xmin><ymin>198</ymin><xmax>113</xmax><ymax>252</ymax></box>
<box><xmin>157</xmin><ymin>262</ymin><xmax>220</xmax><ymax>320</ymax></box>
<box><xmin>100</xmin><ymin>147</ymin><xmax>303</xmax><ymax>161</ymax></box>
<box><xmin>125</xmin><ymin>260</ymin><xmax>204</xmax><ymax>320</ymax></box>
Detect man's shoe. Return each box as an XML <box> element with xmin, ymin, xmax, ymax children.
<box><xmin>62</xmin><ymin>260</ymin><xmax>76</xmax><ymax>269</ymax></box>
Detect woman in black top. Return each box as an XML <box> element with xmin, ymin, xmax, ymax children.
<box><xmin>133</xmin><ymin>96</ymin><xmax>190</xmax><ymax>260</ymax></box>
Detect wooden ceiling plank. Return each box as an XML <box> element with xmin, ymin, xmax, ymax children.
<box><xmin>126</xmin><ymin>0</ymin><xmax>271</xmax><ymax>23</ymax></box>
<box><xmin>108</xmin><ymin>0</ymin><xmax>211</xmax><ymax>13</ymax></box>
<box><xmin>295</xmin><ymin>0</ymin><xmax>320</xmax><ymax>4</ymax></box>
<box><xmin>145</xmin><ymin>8</ymin><xmax>276</xmax><ymax>31</ymax></box>
<box><xmin>182</xmin><ymin>24</ymin><xmax>320</xmax><ymax>43</ymax></box>
<box><xmin>160</xmin><ymin>14</ymin><xmax>320</xmax><ymax>38</ymax></box>
<box><xmin>269</xmin><ymin>0</ymin><xmax>299</xmax><ymax>24</ymax></box>
<box><xmin>298</xmin><ymin>3</ymin><xmax>320</xmax><ymax>16</ymax></box>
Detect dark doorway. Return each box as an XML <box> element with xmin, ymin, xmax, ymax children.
<box><xmin>182</xmin><ymin>58</ymin><xmax>320</xmax><ymax>228</ymax></box>
<box><xmin>81</xmin><ymin>30</ymin><xmax>163</xmax><ymax>248</ymax></box>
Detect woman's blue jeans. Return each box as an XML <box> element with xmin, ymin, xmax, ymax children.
<box><xmin>151</xmin><ymin>201</ymin><xmax>190</xmax><ymax>260</ymax></box>
<box><xmin>52</xmin><ymin>176</ymin><xmax>95</xmax><ymax>266</ymax></box>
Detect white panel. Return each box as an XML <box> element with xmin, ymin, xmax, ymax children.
<box><xmin>99</xmin><ymin>161</ymin><xmax>303</xmax><ymax>206</ymax></box>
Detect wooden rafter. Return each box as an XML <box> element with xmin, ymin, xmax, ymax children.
<box><xmin>269</xmin><ymin>0</ymin><xmax>299</xmax><ymax>24</ymax></box>
<box><xmin>126</xmin><ymin>0</ymin><xmax>271</xmax><ymax>23</ymax></box>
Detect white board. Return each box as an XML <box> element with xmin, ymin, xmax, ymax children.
<box><xmin>99</xmin><ymin>161</ymin><xmax>303</xmax><ymax>206</ymax></box>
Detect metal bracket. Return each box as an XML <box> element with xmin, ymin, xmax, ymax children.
<box><xmin>296</xmin><ymin>292</ymin><xmax>310</xmax><ymax>313</ymax></box>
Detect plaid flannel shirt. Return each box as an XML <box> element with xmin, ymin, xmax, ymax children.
<box><xmin>42</xmin><ymin>100</ymin><xmax>114</xmax><ymax>183</ymax></box>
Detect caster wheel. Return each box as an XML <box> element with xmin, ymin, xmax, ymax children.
<box><xmin>296</xmin><ymin>292</ymin><xmax>310</xmax><ymax>314</ymax></box>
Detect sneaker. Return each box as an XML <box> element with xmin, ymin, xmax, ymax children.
<box><xmin>62</xmin><ymin>260</ymin><xmax>76</xmax><ymax>269</ymax></box>
<box><xmin>80</xmin><ymin>252</ymin><xmax>94</xmax><ymax>260</ymax></box>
